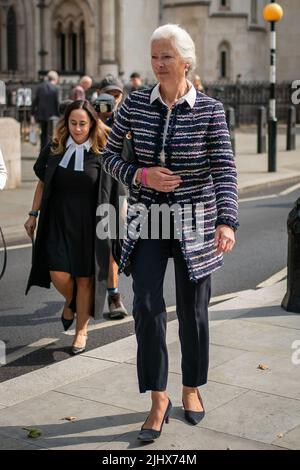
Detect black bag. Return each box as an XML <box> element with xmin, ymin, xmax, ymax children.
<box><xmin>122</xmin><ymin>131</ymin><xmax>136</xmax><ymax>164</ymax></box>
<box><xmin>0</xmin><ymin>227</ymin><xmax>7</xmax><ymax>280</ymax></box>
<box><xmin>111</xmin><ymin>131</ymin><xmax>137</xmax><ymax>275</ymax></box>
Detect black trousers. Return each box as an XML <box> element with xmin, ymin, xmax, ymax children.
<box><xmin>130</xmin><ymin>202</ymin><xmax>211</xmax><ymax>393</ymax></box>
<box><xmin>40</xmin><ymin>121</ymin><xmax>49</xmax><ymax>151</ymax></box>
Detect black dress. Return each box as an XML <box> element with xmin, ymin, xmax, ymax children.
<box><xmin>46</xmin><ymin>152</ymin><xmax>100</xmax><ymax>277</ymax></box>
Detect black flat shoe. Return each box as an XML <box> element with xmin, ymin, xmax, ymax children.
<box><xmin>182</xmin><ymin>390</ymin><xmax>205</xmax><ymax>425</ymax></box>
<box><xmin>138</xmin><ymin>399</ymin><xmax>172</xmax><ymax>443</ymax></box>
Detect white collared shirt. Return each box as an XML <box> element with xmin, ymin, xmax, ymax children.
<box><xmin>150</xmin><ymin>79</ymin><xmax>197</xmax><ymax>110</ymax></box>
<box><xmin>59</xmin><ymin>136</ymin><xmax>92</xmax><ymax>172</ymax></box>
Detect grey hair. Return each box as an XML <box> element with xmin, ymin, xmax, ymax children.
<box><xmin>150</xmin><ymin>24</ymin><xmax>196</xmax><ymax>72</ymax></box>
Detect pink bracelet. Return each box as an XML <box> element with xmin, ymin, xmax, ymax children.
<box><xmin>141</xmin><ymin>167</ymin><xmax>148</xmax><ymax>187</ymax></box>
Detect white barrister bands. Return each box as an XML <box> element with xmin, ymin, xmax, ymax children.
<box><xmin>59</xmin><ymin>136</ymin><xmax>92</xmax><ymax>172</ymax></box>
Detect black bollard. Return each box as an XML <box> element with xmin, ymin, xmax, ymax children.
<box><xmin>226</xmin><ymin>107</ymin><xmax>236</xmax><ymax>156</ymax></box>
<box><xmin>286</xmin><ymin>105</ymin><xmax>296</xmax><ymax>151</ymax></box>
<box><xmin>281</xmin><ymin>197</ymin><xmax>300</xmax><ymax>313</ymax></box>
<box><xmin>257</xmin><ymin>106</ymin><xmax>267</xmax><ymax>153</ymax></box>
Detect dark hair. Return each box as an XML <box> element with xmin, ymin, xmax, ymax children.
<box><xmin>52</xmin><ymin>100</ymin><xmax>110</xmax><ymax>155</ymax></box>
<box><xmin>130</xmin><ymin>72</ymin><xmax>141</xmax><ymax>79</ymax></box>
<box><xmin>59</xmin><ymin>99</ymin><xmax>73</xmax><ymax>116</ymax></box>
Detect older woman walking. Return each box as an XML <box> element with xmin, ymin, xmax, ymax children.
<box><xmin>102</xmin><ymin>24</ymin><xmax>238</xmax><ymax>442</ymax></box>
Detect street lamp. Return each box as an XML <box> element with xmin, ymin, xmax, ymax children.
<box><xmin>263</xmin><ymin>1</ymin><xmax>284</xmax><ymax>172</ymax></box>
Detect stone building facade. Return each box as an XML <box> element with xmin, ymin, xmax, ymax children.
<box><xmin>0</xmin><ymin>0</ymin><xmax>298</xmax><ymax>84</ymax></box>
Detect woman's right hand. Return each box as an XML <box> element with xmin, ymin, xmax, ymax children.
<box><xmin>145</xmin><ymin>167</ymin><xmax>182</xmax><ymax>192</ymax></box>
<box><xmin>24</xmin><ymin>216</ymin><xmax>37</xmax><ymax>239</ymax></box>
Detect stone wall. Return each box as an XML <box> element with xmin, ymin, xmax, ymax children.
<box><xmin>0</xmin><ymin>118</ymin><xmax>21</xmax><ymax>189</ymax></box>
<box><xmin>0</xmin><ymin>0</ymin><xmax>298</xmax><ymax>84</ymax></box>
<box><xmin>162</xmin><ymin>0</ymin><xmax>269</xmax><ymax>82</ymax></box>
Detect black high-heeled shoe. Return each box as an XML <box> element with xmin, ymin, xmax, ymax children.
<box><xmin>137</xmin><ymin>398</ymin><xmax>172</xmax><ymax>443</ymax></box>
<box><xmin>182</xmin><ymin>389</ymin><xmax>205</xmax><ymax>425</ymax></box>
<box><xmin>61</xmin><ymin>307</ymin><xmax>74</xmax><ymax>332</ymax></box>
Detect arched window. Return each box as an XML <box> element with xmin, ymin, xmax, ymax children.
<box><xmin>251</xmin><ymin>0</ymin><xmax>258</xmax><ymax>24</ymax></box>
<box><xmin>218</xmin><ymin>42</ymin><xmax>231</xmax><ymax>80</ymax></box>
<box><xmin>219</xmin><ymin>0</ymin><xmax>230</xmax><ymax>9</ymax></box>
<box><xmin>79</xmin><ymin>22</ymin><xmax>85</xmax><ymax>73</ymax></box>
<box><xmin>57</xmin><ymin>23</ymin><xmax>66</xmax><ymax>71</ymax></box>
<box><xmin>71</xmin><ymin>31</ymin><xmax>77</xmax><ymax>71</ymax></box>
<box><xmin>55</xmin><ymin>20</ymin><xmax>85</xmax><ymax>73</ymax></box>
<box><xmin>56</xmin><ymin>23</ymin><xmax>66</xmax><ymax>71</ymax></box>
<box><xmin>68</xmin><ymin>23</ymin><xmax>77</xmax><ymax>72</ymax></box>
<box><xmin>7</xmin><ymin>6</ymin><xmax>18</xmax><ymax>72</ymax></box>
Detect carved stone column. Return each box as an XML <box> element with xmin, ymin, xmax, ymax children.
<box><xmin>116</xmin><ymin>0</ymin><xmax>125</xmax><ymax>78</ymax></box>
<box><xmin>0</xmin><ymin>4</ymin><xmax>9</xmax><ymax>71</ymax></box>
<box><xmin>99</xmin><ymin>0</ymin><xmax>118</xmax><ymax>77</ymax></box>
<box><xmin>37</xmin><ymin>0</ymin><xmax>48</xmax><ymax>73</ymax></box>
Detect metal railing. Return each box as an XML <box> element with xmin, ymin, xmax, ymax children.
<box><xmin>0</xmin><ymin>79</ymin><xmax>299</xmax><ymax>126</ymax></box>
<box><xmin>204</xmin><ymin>81</ymin><xmax>299</xmax><ymax>125</ymax></box>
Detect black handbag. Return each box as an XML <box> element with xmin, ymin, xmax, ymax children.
<box><xmin>121</xmin><ymin>131</ymin><xmax>136</xmax><ymax>164</ymax></box>
<box><xmin>111</xmin><ymin>131</ymin><xmax>137</xmax><ymax>275</ymax></box>
<box><xmin>0</xmin><ymin>227</ymin><xmax>7</xmax><ymax>280</ymax></box>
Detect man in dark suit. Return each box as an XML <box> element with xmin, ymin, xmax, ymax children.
<box><xmin>32</xmin><ymin>70</ymin><xmax>60</xmax><ymax>151</ymax></box>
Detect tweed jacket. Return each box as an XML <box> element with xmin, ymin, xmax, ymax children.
<box><xmin>101</xmin><ymin>87</ymin><xmax>239</xmax><ymax>282</ymax></box>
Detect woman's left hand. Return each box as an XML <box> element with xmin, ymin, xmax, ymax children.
<box><xmin>214</xmin><ymin>225</ymin><xmax>235</xmax><ymax>255</ymax></box>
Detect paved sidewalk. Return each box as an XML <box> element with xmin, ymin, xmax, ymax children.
<box><xmin>236</xmin><ymin>127</ymin><xmax>300</xmax><ymax>191</ymax></box>
<box><xmin>0</xmin><ymin>128</ymin><xmax>300</xmax><ymax>245</ymax></box>
<box><xmin>0</xmin><ymin>280</ymin><xmax>299</xmax><ymax>450</ymax></box>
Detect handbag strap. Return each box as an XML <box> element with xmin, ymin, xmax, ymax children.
<box><xmin>0</xmin><ymin>226</ymin><xmax>7</xmax><ymax>280</ymax></box>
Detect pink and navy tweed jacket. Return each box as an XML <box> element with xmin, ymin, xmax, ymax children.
<box><xmin>101</xmin><ymin>87</ymin><xmax>239</xmax><ymax>282</ymax></box>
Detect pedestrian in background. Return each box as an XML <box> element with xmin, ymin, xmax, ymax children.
<box><xmin>0</xmin><ymin>146</ymin><xmax>7</xmax><ymax>190</ymax></box>
<box><xmin>98</xmin><ymin>75</ymin><xmax>124</xmax><ymax>121</ymax></box>
<box><xmin>70</xmin><ymin>76</ymin><xmax>93</xmax><ymax>101</ymax></box>
<box><xmin>25</xmin><ymin>100</ymin><xmax>121</xmax><ymax>354</ymax></box>
<box><xmin>91</xmin><ymin>79</ymin><xmax>129</xmax><ymax>320</ymax></box>
<box><xmin>58</xmin><ymin>99</ymin><xmax>73</xmax><ymax>116</ymax></box>
<box><xmin>102</xmin><ymin>24</ymin><xmax>238</xmax><ymax>442</ymax></box>
<box><xmin>93</xmin><ymin>93</ymin><xmax>116</xmax><ymax>124</ymax></box>
<box><xmin>126</xmin><ymin>72</ymin><xmax>144</xmax><ymax>94</ymax></box>
<box><xmin>31</xmin><ymin>70</ymin><xmax>60</xmax><ymax>151</ymax></box>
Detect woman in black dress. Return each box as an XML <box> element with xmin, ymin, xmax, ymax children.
<box><xmin>24</xmin><ymin>100</ymin><xmax>120</xmax><ymax>354</ymax></box>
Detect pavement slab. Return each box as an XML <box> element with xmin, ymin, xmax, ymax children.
<box><xmin>0</xmin><ymin>356</ymin><xmax>115</xmax><ymax>408</ymax></box>
<box><xmin>198</xmin><ymin>390</ymin><xmax>300</xmax><ymax>445</ymax></box>
<box><xmin>209</xmin><ymin>350</ymin><xmax>300</xmax><ymax>401</ymax></box>
<box><xmin>0</xmin><ymin>390</ymin><xmax>146</xmax><ymax>451</ymax></box>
